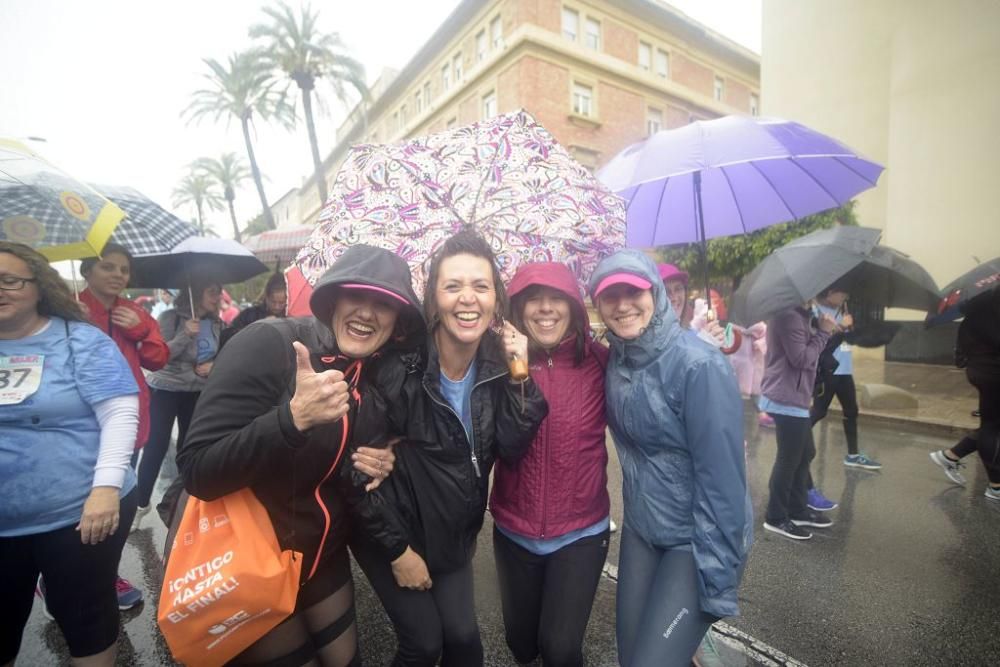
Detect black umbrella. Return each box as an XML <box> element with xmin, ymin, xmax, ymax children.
<box><xmin>128</xmin><ymin>236</ymin><xmax>268</xmax><ymax>289</ymax></box>
<box><xmin>730</xmin><ymin>226</ymin><xmax>939</xmax><ymax>326</ymax></box>
<box><xmin>926</xmin><ymin>257</ymin><xmax>1000</xmax><ymax>326</ymax></box>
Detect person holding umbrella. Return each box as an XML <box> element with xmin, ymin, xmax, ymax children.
<box><xmin>0</xmin><ymin>242</ymin><xmax>139</xmax><ymax>667</ymax></box>
<box><xmin>489</xmin><ymin>261</ymin><xmax>611</xmax><ymax>667</ymax></box>
<box><xmin>132</xmin><ymin>278</ymin><xmax>222</xmax><ymax>529</ymax></box>
<box><xmin>588</xmin><ymin>249</ymin><xmax>751</xmax><ymax>666</ymax></box>
<box><xmin>350</xmin><ymin>229</ymin><xmax>548</xmax><ymax>667</ymax></box>
<box><xmin>174</xmin><ymin>244</ymin><xmax>416</xmax><ymax>666</ymax></box>
<box><xmin>77</xmin><ymin>242</ymin><xmax>169</xmax><ymax>610</ymax></box>
<box><xmin>760</xmin><ymin>297</ymin><xmax>838</xmax><ymax>541</ymax></box>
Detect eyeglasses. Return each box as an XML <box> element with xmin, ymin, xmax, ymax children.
<box><xmin>0</xmin><ymin>276</ymin><xmax>37</xmax><ymax>291</ymax></box>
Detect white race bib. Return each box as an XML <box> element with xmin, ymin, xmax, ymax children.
<box><xmin>0</xmin><ymin>355</ymin><xmax>45</xmax><ymax>405</ymax></box>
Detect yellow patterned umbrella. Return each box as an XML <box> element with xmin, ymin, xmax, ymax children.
<box><xmin>0</xmin><ymin>139</ymin><xmax>125</xmax><ymax>261</ymax></box>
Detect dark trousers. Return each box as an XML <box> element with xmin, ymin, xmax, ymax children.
<box><xmin>968</xmin><ymin>368</ymin><xmax>1000</xmax><ymax>484</ymax></box>
<box><xmin>350</xmin><ymin>536</ymin><xmax>483</xmax><ymax>667</ymax></box>
<box><xmin>1</xmin><ymin>491</ymin><xmax>137</xmax><ymax>662</ymax></box>
<box><xmin>492</xmin><ymin>525</ymin><xmax>609</xmax><ymax>667</ymax></box>
<box><xmin>137</xmin><ymin>388</ymin><xmax>199</xmax><ymax>508</ymax></box>
<box><xmin>810</xmin><ymin>374</ymin><xmax>859</xmax><ymax>455</ymax></box>
<box><xmin>765</xmin><ymin>413</ymin><xmax>815</xmax><ymax>524</ymax></box>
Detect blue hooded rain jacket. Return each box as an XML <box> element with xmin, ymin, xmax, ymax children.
<box><xmin>589</xmin><ymin>249</ymin><xmax>752</xmax><ymax>617</ymax></box>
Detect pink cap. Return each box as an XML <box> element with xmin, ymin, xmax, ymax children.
<box><xmin>593</xmin><ymin>272</ymin><xmax>652</xmax><ymax>298</ymax></box>
<box><xmin>657</xmin><ymin>263</ymin><xmax>689</xmax><ymax>286</ymax></box>
<box><xmin>340</xmin><ymin>283</ymin><xmax>410</xmax><ymax>306</ymax></box>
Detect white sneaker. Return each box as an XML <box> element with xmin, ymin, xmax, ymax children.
<box><xmin>929</xmin><ymin>451</ymin><xmax>967</xmax><ymax>486</ymax></box>
<box><xmin>609</xmin><ymin>519</ymin><xmax>618</xmax><ymax>533</ymax></box>
<box><xmin>986</xmin><ymin>487</ymin><xmax>1000</xmax><ymax>502</ymax></box>
<box><xmin>131</xmin><ymin>504</ymin><xmax>151</xmax><ymax>532</ymax></box>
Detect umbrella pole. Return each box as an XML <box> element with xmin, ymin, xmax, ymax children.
<box><xmin>70</xmin><ymin>259</ymin><xmax>79</xmax><ymax>299</ymax></box>
<box><xmin>694</xmin><ymin>172</ymin><xmax>712</xmax><ymax>318</ymax></box>
<box><xmin>188</xmin><ymin>285</ymin><xmax>196</xmax><ymax>319</ymax></box>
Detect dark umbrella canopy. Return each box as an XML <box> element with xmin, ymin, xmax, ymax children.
<box><xmin>128</xmin><ymin>236</ymin><xmax>268</xmax><ymax>288</ymax></box>
<box><xmin>730</xmin><ymin>226</ymin><xmax>938</xmax><ymax>326</ymax></box>
<box><xmin>926</xmin><ymin>257</ymin><xmax>1000</xmax><ymax>326</ymax></box>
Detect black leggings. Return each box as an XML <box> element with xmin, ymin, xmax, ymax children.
<box><xmin>138</xmin><ymin>388</ymin><xmax>199</xmax><ymax>508</ymax></box>
<box><xmin>1</xmin><ymin>490</ymin><xmax>137</xmax><ymax>662</ymax></box>
<box><xmin>493</xmin><ymin>526</ymin><xmax>609</xmax><ymax>667</ymax></box>
<box><xmin>968</xmin><ymin>368</ymin><xmax>1000</xmax><ymax>484</ymax></box>
<box><xmin>351</xmin><ymin>536</ymin><xmax>483</xmax><ymax>667</ymax></box>
<box><xmin>230</xmin><ymin>548</ymin><xmax>359</xmax><ymax>667</ymax></box>
<box><xmin>810</xmin><ymin>374</ymin><xmax>859</xmax><ymax>455</ymax></box>
<box><xmin>765</xmin><ymin>413</ymin><xmax>815</xmax><ymax>524</ymax></box>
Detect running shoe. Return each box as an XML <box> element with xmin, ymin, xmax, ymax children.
<box><xmin>763</xmin><ymin>520</ymin><xmax>812</xmax><ymax>541</ymax></box>
<box><xmin>807</xmin><ymin>488</ymin><xmax>839</xmax><ymax>511</ymax></box>
<box><xmin>757</xmin><ymin>413</ymin><xmax>775</xmax><ymax>428</ymax></box>
<box><xmin>35</xmin><ymin>576</ymin><xmax>54</xmax><ymax>621</ymax></box>
<box><xmin>791</xmin><ymin>511</ymin><xmax>834</xmax><ymax>528</ymax></box>
<box><xmin>986</xmin><ymin>487</ymin><xmax>1000</xmax><ymax>502</ymax></box>
<box><xmin>693</xmin><ymin>630</ymin><xmax>725</xmax><ymax>667</ymax></box>
<box><xmin>929</xmin><ymin>450</ymin><xmax>967</xmax><ymax>486</ymax></box>
<box><xmin>131</xmin><ymin>504</ymin><xmax>151</xmax><ymax>532</ymax></box>
<box><xmin>844</xmin><ymin>453</ymin><xmax>882</xmax><ymax>470</ymax></box>
<box><xmin>116</xmin><ymin>577</ymin><xmax>143</xmax><ymax>610</ymax></box>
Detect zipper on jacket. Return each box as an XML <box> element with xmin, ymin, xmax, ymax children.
<box><xmin>423</xmin><ymin>369</ymin><xmax>506</xmax><ymax>480</ymax></box>
<box><xmin>540</xmin><ymin>357</ymin><xmax>554</xmax><ymax>538</ymax></box>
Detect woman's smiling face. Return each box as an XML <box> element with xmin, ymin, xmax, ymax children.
<box><xmin>330</xmin><ymin>288</ymin><xmax>400</xmax><ymax>358</ymax></box>
<box><xmin>597</xmin><ymin>283</ymin><xmax>655</xmax><ymax>340</ymax></box>
<box><xmin>520</xmin><ymin>286</ymin><xmax>572</xmax><ymax>350</ymax></box>
<box><xmin>433</xmin><ymin>253</ymin><xmax>497</xmax><ymax>349</ymax></box>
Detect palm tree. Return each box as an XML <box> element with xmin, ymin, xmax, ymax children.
<box><xmin>193</xmin><ymin>153</ymin><xmax>252</xmax><ymax>242</ymax></box>
<box><xmin>171</xmin><ymin>172</ymin><xmax>223</xmax><ymax>234</ymax></box>
<box><xmin>250</xmin><ymin>2</ymin><xmax>368</xmax><ymax>206</ymax></box>
<box><xmin>184</xmin><ymin>51</ymin><xmax>295</xmax><ymax>231</ymax></box>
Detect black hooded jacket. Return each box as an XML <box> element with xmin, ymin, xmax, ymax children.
<box><xmin>361</xmin><ymin>332</ymin><xmax>549</xmax><ymax>574</ymax></box>
<box><xmin>177</xmin><ymin>245</ymin><xmax>422</xmax><ymax>581</ymax></box>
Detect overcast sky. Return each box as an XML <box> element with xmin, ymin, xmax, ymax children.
<box><xmin>0</xmin><ymin>0</ymin><xmax>760</xmax><ymax>239</ymax></box>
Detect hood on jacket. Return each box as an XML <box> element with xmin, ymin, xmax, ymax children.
<box><xmin>589</xmin><ymin>250</ymin><xmax>680</xmax><ymax>362</ymax></box>
<box><xmin>310</xmin><ymin>245</ymin><xmax>425</xmax><ymax>347</ymax></box>
<box><xmin>508</xmin><ymin>262</ymin><xmax>593</xmax><ymax>338</ymax></box>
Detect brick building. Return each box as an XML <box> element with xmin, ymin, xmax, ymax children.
<box><xmin>284</xmin><ymin>0</ymin><xmax>760</xmax><ymax>228</ymax></box>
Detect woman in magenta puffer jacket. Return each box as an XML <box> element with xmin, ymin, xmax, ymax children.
<box><xmin>490</xmin><ymin>262</ymin><xmax>610</xmax><ymax>667</ymax></box>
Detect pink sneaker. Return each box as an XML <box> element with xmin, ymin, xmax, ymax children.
<box><xmin>758</xmin><ymin>413</ymin><xmax>775</xmax><ymax>428</ymax></box>
<box><xmin>115</xmin><ymin>576</ymin><xmax>143</xmax><ymax>610</ymax></box>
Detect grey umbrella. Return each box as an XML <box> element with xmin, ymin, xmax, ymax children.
<box><xmin>730</xmin><ymin>226</ymin><xmax>939</xmax><ymax>325</ymax></box>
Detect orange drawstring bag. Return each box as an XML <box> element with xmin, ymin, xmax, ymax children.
<box><xmin>157</xmin><ymin>489</ymin><xmax>302</xmax><ymax>667</ymax></box>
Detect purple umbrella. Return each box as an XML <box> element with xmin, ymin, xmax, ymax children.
<box><xmin>597</xmin><ymin>115</ymin><xmax>884</xmax><ymax>248</ymax></box>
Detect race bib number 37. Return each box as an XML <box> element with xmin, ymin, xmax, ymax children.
<box><xmin>0</xmin><ymin>355</ymin><xmax>44</xmax><ymax>405</ymax></box>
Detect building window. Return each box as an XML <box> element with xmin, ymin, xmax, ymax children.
<box><xmin>476</xmin><ymin>30</ymin><xmax>487</xmax><ymax>62</ymax></box>
<box><xmin>647</xmin><ymin>108</ymin><xmax>662</xmax><ymax>136</ymax></box>
<box><xmin>423</xmin><ymin>81</ymin><xmax>431</xmax><ymax>105</ymax></box>
<box><xmin>572</xmin><ymin>82</ymin><xmax>593</xmax><ymax>117</ymax></box>
<box><xmin>400</xmin><ymin>105</ymin><xmax>407</xmax><ymax>128</ymax></box>
<box><xmin>391</xmin><ymin>111</ymin><xmax>398</xmax><ymax>132</ymax></box>
<box><xmin>453</xmin><ymin>54</ymin><xmax>463</xmax><ymax>83</ymax></box>
<box><xmin>750</xmin><ymin>93</ymin><xmax>759</xmax><ymax>116</ymax></box>
<box><xmin>447</xmin><ymin>117</ymin><xmax>458</xmax><ymax>129</ymax></box>
<box><xmin>585</xmin><ymin>18</ymin><xmax>600</xmax><ymax>50</ymax></box>
<box><xmin>483</xmin><ymin>91</ymin><xmax>497</xmax><ymax>119</ymax></box>
<box><xmin>655</xmin><ymin>50</ymin><xmax>669</xmax><ymax>78</ymax></box>
<box><xmin>562</xmin><ymin>7</ymin><xmax>579</xmax><ymax>41</ymax></box>
<box><xmin>441</xmin><ymin>64</ymin><xmax>450</xmax><ymax>91</ymax></box>
<box><xmin>415</xmin><ymin>90</ymin><xmax>423</xmax><ymax>114</ymax></box>
<box><xmin>638</xmin><ymin>42</ymin><xmax>651</xmax><ymax>71</ymax></box>
<box><xmin>491</xmin><ymin>15</ymin><xmax>502</xmax><ymax>48</ymax></box>
<box><xmin>714</xmin><ymin>76</ymin><xmax>724</xmax><ymax>101</ymax></box>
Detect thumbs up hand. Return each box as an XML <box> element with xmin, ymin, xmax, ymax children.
<box><xmin>289</xmin><ymin>341</ymin><xmax>350</xmax><ymax>432</ymax></box>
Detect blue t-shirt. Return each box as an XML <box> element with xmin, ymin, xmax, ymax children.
<box><xmin>439</xmin><ymin>361</ymin><xmax>476</xmax><ymax>446</ymax></box>
<box><xmin>497</xmin><ymin>517</ymin><xmax>610</xmax><ymax>556</ymax></box>
<box><xmin>196</xmin><ymin>318</ymin><xmax>218</xmax><ymax>363</ymax></box>
<box><xmin>815</xmin><ymin>304</ymin><xmax>853</xmax><ymax>375</ymax></box>
<box><xmin>0</xmin><ymin>318</ymin><xmax>138</xmax><ymax>537</ymax></box>
<box><xmin>758</xmin><ymin>395</ymin><xmax>810</xmax><ymax>419</ymax></box>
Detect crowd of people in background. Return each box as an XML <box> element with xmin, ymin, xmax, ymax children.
<box><xmin>1</xmin><ymin>230</ymin><xmax>996</xmax><ymax>667</ymax></box>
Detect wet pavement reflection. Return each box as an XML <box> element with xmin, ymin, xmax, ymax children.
<box><xmin>15</xmin><ymin>410</ymin><xmax>1000</xmax><ymax>665</ymax></box>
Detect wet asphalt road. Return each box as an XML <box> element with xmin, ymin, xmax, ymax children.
<box><xmin>15</xmin><ymin>408</ymin><xmax>1000</xmax><ymax>666</ymax></box>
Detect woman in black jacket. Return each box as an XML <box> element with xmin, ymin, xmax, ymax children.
<box><xmin>176</xmin><ymin>245</ymin><xmax>423</xmax><ymax>667</ymax></box>
<box><xmin>351</xmin><ymin>230</ymin><xmax>548</xmax><ymax>667</ymax></box>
